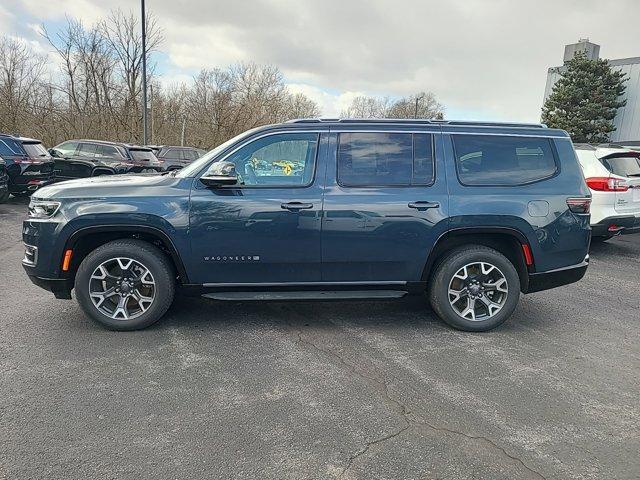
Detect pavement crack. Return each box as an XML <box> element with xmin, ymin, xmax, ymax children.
<box><xmin>339</xmin><ymin>423</ymin><xmax>412</xmax><ymax>478</ymax></box>
<box><xmin>278</xmin><ymin>305</ymin><xmax>546</xmax><ymax>480</ymax></box>
<box><xmin>410</xmin><ymin>420</ymin><xmax>547</xmax><ymax>480</ymax></box>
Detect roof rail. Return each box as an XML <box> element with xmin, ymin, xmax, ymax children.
<box><xmin>285</xmin><ymin>118</ymin><xmax>546</xmax><ymax>128</ymax></box>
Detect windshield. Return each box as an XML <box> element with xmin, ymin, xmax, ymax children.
<box><xmin>129</xmin><ymin>149</ymin><xmax>158</xmax><ymax>162</ymax></box>
<box><xmin>177</xmin><ymin>127</ymin><xmax>263</xmax><ymax>177</ymax></box>
<box><xmin>22</xmin><ymin>142</ymin><xmax>49</xmax><ymax>158</ymax></box>
<box><xmin>602</xmin><ymin>155</ymin><xmax>640</xmax><ymax>177</ymax></box>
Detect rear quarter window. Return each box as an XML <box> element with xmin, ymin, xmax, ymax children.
<box><xmin>452</xmin><ymin>135</ymin><xmax>558</xmax><ymax>186</ymax></box>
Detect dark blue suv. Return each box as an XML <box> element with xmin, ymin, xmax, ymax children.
<box><xmin>22</xmin><ymin>119</ymin><xmax>591</xmax><ymax>331</ymax></box>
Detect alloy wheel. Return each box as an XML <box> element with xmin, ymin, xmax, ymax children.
<box><xmin>447</xmin><ymin>261</ymin><xmax>508</xmax><ymax>321</ymax></box>
<box><xmin>88</xmin><ymin>257</ymin><xmax>156</xmax><ymax>320</ymax></box>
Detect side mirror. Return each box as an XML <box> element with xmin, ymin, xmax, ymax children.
<box><xmin>49</xmin><ymin>148</ymin><xmax>59</xmax><ymax>157</ymax></box>
<box><xmin>200</xmin><ymin>161</ymin><xmax>238</xmax><ymax>187</ymax></box>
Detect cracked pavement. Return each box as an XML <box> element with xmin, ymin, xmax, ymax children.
<box><xmin>1</xmin><ymin>196</ymin><xmax>639</xmax><ymax>479</ymax></box>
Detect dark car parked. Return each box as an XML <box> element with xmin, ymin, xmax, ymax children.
<box><xmin>147</xmin><ymin>145</ymin><xmax>207</xmax><ymax>171</ymax></box>
<box><xmin>23</xmin><ymin>119</ymin><xmax>591</xmax><ymax>332</ymax></box>
<box><xmin>0</xmin><ymin>157</ymin><xmax>8</xmax><ymax>202</ymax></box>
<box><xmin>0</xmin><ymin>134</ymin><xmax>55</xmax><ymax>196</ymax></box>
<box><xmin>49</xmin><ymin>140</ymin><xmax>164</xmax><ymax>181</ymax></box>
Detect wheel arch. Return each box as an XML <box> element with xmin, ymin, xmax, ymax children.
<box><xmin>64</xmin><ymin>225</ymin><xmax>189</xmax><ymax>284</ymax></box>
<box><xmin>422</xmin><ymin>227</ymin><xmax>532</xmax><ymax>292</ymax></box>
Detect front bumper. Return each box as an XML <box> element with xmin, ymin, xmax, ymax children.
<box><xmin>591</xmin><ymin>215</ymin><xmax>640</xmax><ymax>237</ymax></box>
<box><xmin>525</xmin><ymin>256</ymin><xmax>589</xmax><ymax>293</ymax></box>
<box><xmin>25</xmin><ymin>273</ymin><xmax>73</xmax><ymax>299</ymax></box>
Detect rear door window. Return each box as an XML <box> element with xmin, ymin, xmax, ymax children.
<box><xmin>77</xmin><ymin>143</ymin><xmax>98</xmax><ymax>158</ymax></box>
<box><xmin>95</xmin><ymin>145</ymin><xmax>121</xmax><ymax>159</ymax></box>
<box><xmin>452</xmin><ymin>135</ymin><xmax>558</xmax><ymax>186</ymax></box>
<box><xmin>601</xmin><ymin>155</ymin><xmax>640</xmax><ymax>177</ymax></box>
<box><xmin>337</xmin><ymin>132</ymin><xmax>434</xmax><ymax>187</ymax></box>
<box><xmin>162</xmin><ymin>148</ymin><xmax>181</xmax><ymax>160</ymax></box>
<box><xmin>54</xmin><ymin>141</ymin><xmax>79</xmax><ymax>157</ymax></box>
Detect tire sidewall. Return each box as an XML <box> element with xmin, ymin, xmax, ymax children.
<box><xmin>431</xmin><ymin>247</ymin><xmax>520</xmax><ymax>332</ymax></box>
<box><xmin>75</xmin><ymin>241</ymin><xmax>174</xmax><ymax>330</ymax></box>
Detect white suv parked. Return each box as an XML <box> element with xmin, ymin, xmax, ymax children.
<box><xmin>575</xmin><ymin>145</ymin><xmax>640</xmax><ymax>240</ymax></box>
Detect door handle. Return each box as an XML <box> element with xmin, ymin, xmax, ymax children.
<box><xmin>408</xmin><ymin>201</ymin><xmax>440</xmax><ymax>210</ymax></box>
<box><xmin>281</xmin><ymin>202</ymin><xmax>313</xmax><ymax>211</ymax></box>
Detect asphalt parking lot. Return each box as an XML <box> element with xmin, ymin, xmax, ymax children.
<box><xmin>0</xmin><ymin>196</ymin><xmax>638</xmax><ymax>480</ymax></box>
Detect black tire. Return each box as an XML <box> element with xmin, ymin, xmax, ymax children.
<box><xmin>0</xmin><ymin>189</ymin><xmax>9</xmax><ymax>203</ymax></box>
<box><xmin>74</xmin><ymin>239</ymin><xmax>175</xmax><ymax>330</ymax></box>
<box><xmin>428</xmin><ymin>245</ymin><xmax>521</xmax><ymax>332</ymax></box>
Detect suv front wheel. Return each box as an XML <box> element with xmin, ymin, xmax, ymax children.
<box><xmin>429</xmin><ymin>245</ymin><xmax>520</xmax><ymax>332</ymax></box>
<box><xmin>74</xmin><ymin>239</ymin><xmax>175</xmax><ymax>330</ymax></box>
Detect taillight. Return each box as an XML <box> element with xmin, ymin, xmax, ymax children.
<box><xmin>585</xmin><ymin>176</ymin><xmax>629</xmax><ymax>192</ymax></box>
<box><xmin>566</xmin><ymin>197</ymin><xmax>591</xmax><ymax>214</ymax></box>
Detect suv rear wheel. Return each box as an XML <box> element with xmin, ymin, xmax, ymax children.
<box><xmin>74</xmin><ymin>239</ymin><xmax>175</xmax><ymax>330</ymax></box>
<box><xmin>429</xmin><ymin>245</ymin><xmax>520</xmax><ymax>332</ymax></box>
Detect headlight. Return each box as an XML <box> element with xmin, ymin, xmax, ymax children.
<box><xmin>28</xmin><ymin>199</ymin><xmax>61</xmax><ymax>218</ymax></box>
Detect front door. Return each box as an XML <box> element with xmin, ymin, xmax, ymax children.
<box><xmin>54</xmin><ymin>142</ymin><xmax>95</xmax><ymax>180</ymax></box>
<box><xmin>189</xmin><ymin>131</ymin><xmax>327</xmax><ymax>285</ymax></box>
<box><xmin>321</xmin><ymin>129</ymin><xmax>449</xmax><ymax>282</ymax></box>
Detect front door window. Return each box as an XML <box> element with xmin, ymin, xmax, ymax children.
<box><xmin>225</xmin><ymin>133</ymin><xmax>318</xmax><ymax>187</ymax></box>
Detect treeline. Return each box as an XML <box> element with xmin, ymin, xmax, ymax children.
<box><xmin>341</xmin><ymin>92</ymin><xmax>444</xmax><ymax>119</ymax></box>
<box><xmin>0</xmin><ymin>10</ymin><xmax>319</xmax><ymax>149</ymax></box>
<box><xmin>0</xmin><ymin>9</ymin><xmax>444</xmax><ymax>150</ymax></box>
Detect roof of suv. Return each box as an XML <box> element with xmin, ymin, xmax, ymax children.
<box><xmin>574</xmin><ymin>143</ymin><xmax>639</xmax><ymax>159</ymax></box>
<box><xmin>278</xmin><ymin>118</ymin><xmax>571</xmax><ymax>138</ymax></box>
<box><xmin>71</xmin><ymin>139</ymin><xmax>152</xmax><ymax>150</ymax></box>
<box><xmin>285</xmin><ymin>118</ymin><xmax>549</xmax><ymax>128</ymax></box>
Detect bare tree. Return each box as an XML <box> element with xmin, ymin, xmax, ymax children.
<box><xmin>342</xmin><ymin>91</ymin><xmax>444</xmax><ymax>119</ymax></box>
<box><xmin>0</xmin><ymin>10</ymin><xmax>320</xmax><ymax>150</ymax></box>
<box><xmin>341</xmin><ymin>95</ymin><xmax>393</xmax><ymax>118</ymax></box>
<box><xmin>100</xmin><ymin>9</ymin><xmax>163</xmax><ymax>141</ymax></box>
<box><xmin>387</xmin><ymin>92</ymin><xmax>444</xmax><ymax>119</ymax></box>
<box><xmin>0</xmin><ymin>37</ymin><xmax>46</xmax><ymax>134</ymax></box>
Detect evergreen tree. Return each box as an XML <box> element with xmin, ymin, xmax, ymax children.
<box><xmin>542</xmin><ymin>51</ymin><xmax>627</xmax><ymax>143</ymax></box>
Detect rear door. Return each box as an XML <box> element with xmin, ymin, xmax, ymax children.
<box><xmin>321</xmin><ymin>127</ymin><xmax>448</xmax><ymax>282</ymax></box>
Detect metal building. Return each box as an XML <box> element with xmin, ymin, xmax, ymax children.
<box><xmin>543</xmin><ymin>39</ymin><xmax>640</xmax><ymax>142</ymax></box>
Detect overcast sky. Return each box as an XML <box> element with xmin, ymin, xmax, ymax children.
<box><xmin>3</xmin><ymin>0</ymin><xmax>640</xmax><ymax>121</ymax></box>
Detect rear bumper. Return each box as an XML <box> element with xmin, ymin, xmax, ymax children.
<box><xmin>525</xmin><ymin>256</ymin><xmax>589</xmax><ymax>293</ymax></box>
<box><xmin>591</xmin><ymin>215</ymin><xmax>640</xmax><ymax>237</ymax></box>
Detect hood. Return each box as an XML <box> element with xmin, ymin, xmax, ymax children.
<box><xmin>33</xmin><ymin>173</ymin><xmax>184</xmax><ymax>199</ymax></box>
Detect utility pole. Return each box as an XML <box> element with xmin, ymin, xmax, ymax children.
<box><xmin>414</xmin><ymin>93</ymin><xmax>424</xmax><ymax>119</ymax></box>
<box><xmin>181</xmin><ymin>115</ymin><xmax>186</xmax><ymax>146</ymax></box>
<box><xmin>141</xmin><ymin>0</ymin><xmax>148</xmax><ymax>144</ymax></box>
<box><xmin>150</xmin><ymin>83</ymin><xmax>154</xmax><ymax>144</ymax></box>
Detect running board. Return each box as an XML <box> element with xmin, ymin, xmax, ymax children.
<box><xmin>202</xmin><ymin>290</ymin><xmax>407</xmax><ymax>301</ymax></box>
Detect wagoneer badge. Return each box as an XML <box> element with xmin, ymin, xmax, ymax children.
<box><xmin>204</xmin><ymin>255</ymin><xmax>260</xmax><ymax>262</ymax></box>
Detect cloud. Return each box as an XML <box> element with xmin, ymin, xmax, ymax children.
<box><xmin>4</xmin><ymin>0</ymin><xmax>640</xmax><ymax>121</ymax></box>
